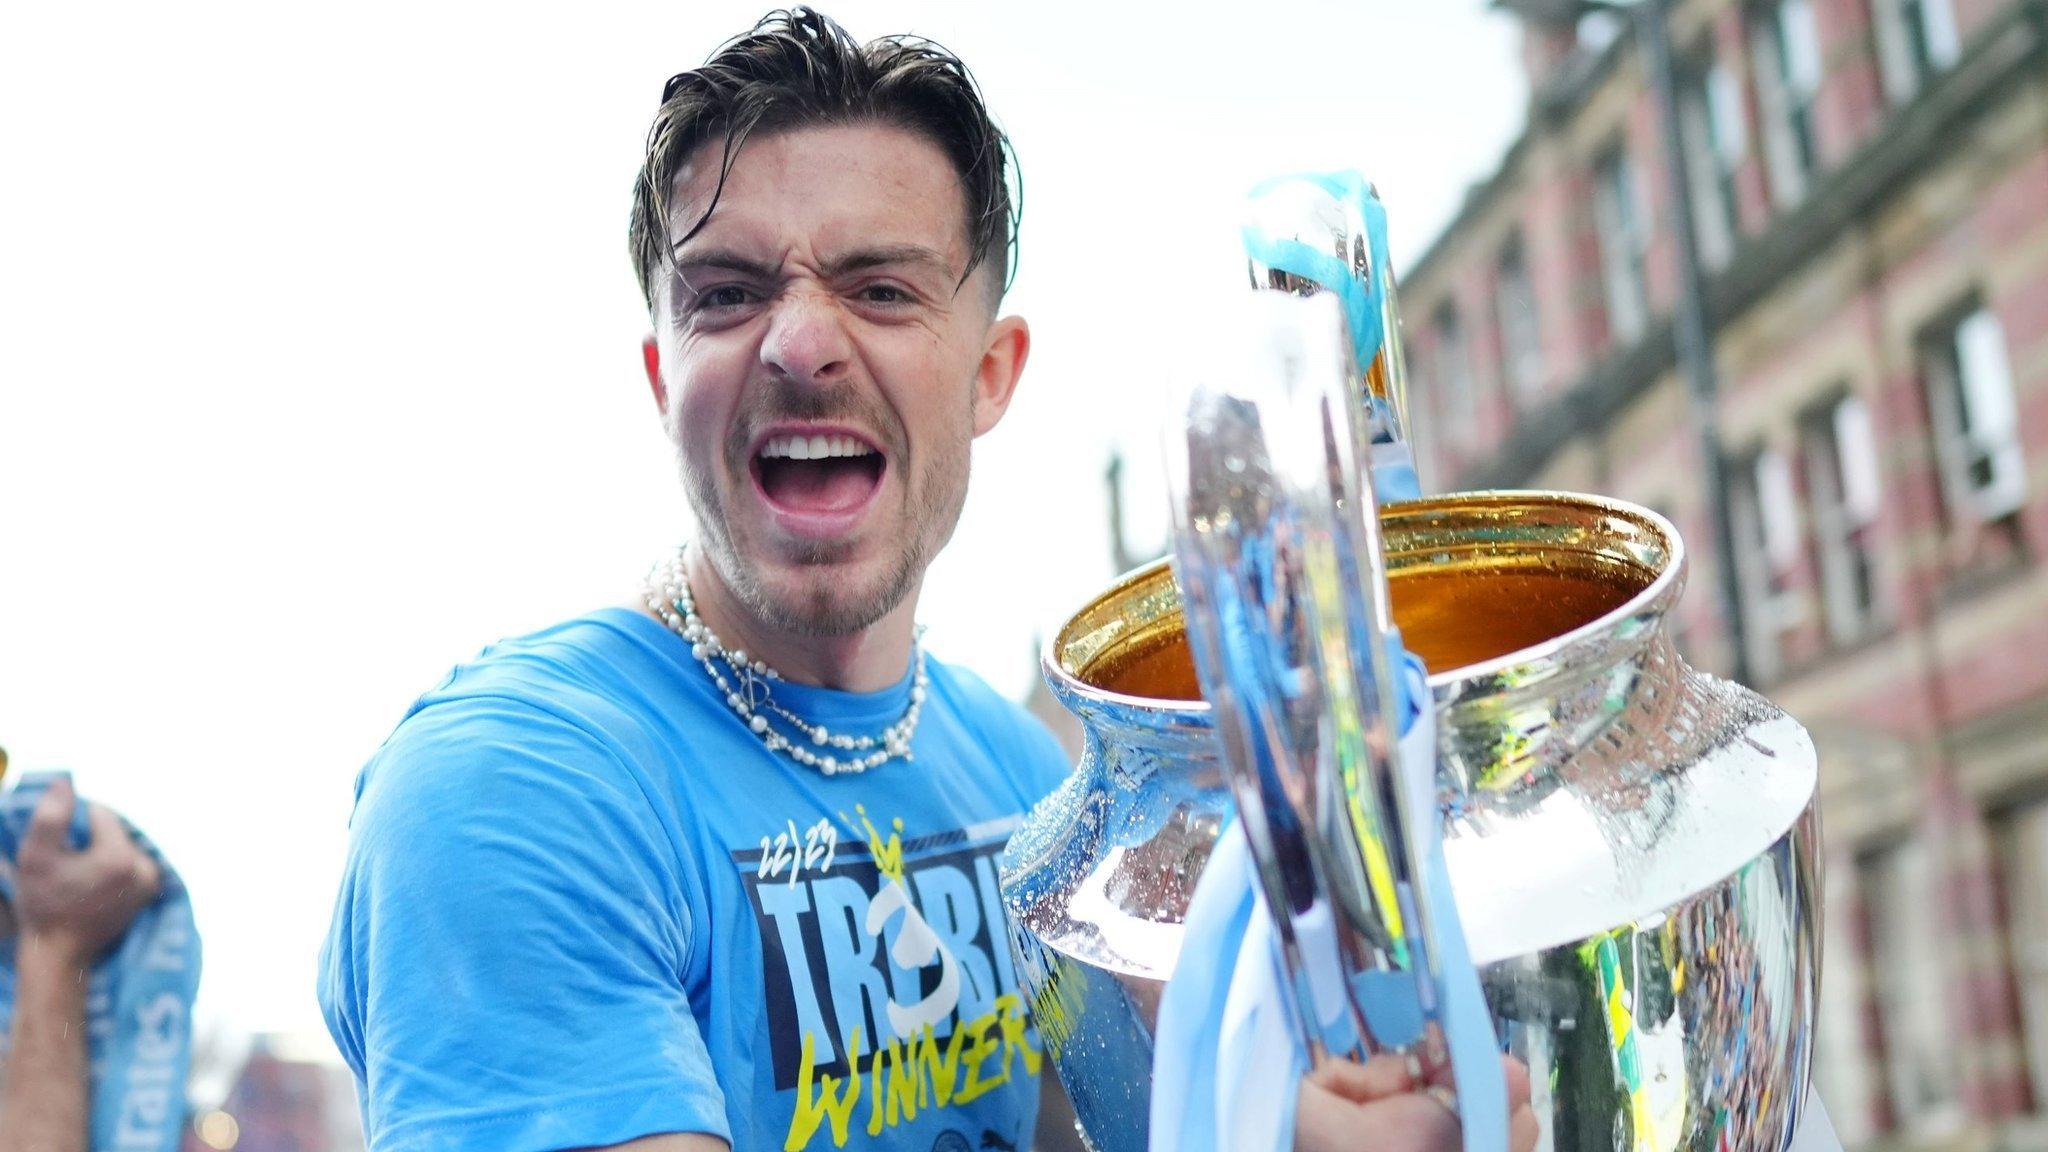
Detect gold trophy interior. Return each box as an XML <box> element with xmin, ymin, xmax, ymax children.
<box><xmin>1059</xmin><ymin>491</ymin><xmax>1667</xmax><ymax>705</ymax></box>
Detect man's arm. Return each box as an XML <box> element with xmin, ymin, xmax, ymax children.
<box><xmin>322</xmin><ymin>697</ymin><xmax>732</xmax><ymax>1150</ymax></box>
<box><xmin>0</xmin><ymin>778</ymin><xmax>162</xmax><ymax>1152</ymax></box>
<box><xmin>3</xmin><ymin>938</ymin><xmax>91</xmax><ymax>1152</ymax></box>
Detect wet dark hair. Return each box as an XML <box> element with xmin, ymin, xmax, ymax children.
<box><xmin>629</xmin><ymin>7</ymin><xmax>1019</xmax><ymax>316</ymax></box>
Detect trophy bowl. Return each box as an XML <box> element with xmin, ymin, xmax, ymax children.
<box><xmin>1002</xmin><ymin>491</ymin><xmax>1820</xmax><ymax>1152</ymax></box>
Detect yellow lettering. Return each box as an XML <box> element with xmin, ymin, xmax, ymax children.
<box><xmin>918</xmin><ymin>1017</ymin><xmax>969</xmax><ymax>1107</ymax></box>
<box><xmin>952</xmin><ymin>1010</ymin><xmax>1005</xmax><ymax>1105</ymax></box>
<box><xmin>1029</xmin><ymin>959</ymin><xmax>1083</xmax><ymax>1060</ymax></box>
<box><xmin>996</xmin><ymin>993</ymin><xmax>1043</xmax><ymax>1080</ymax></box>
<box><xmin>784</xmin><ymin>1028</ymin><xmax>864</xmax><ymax>1151</ymax></box>
<box><xmin>866</xmin><ymin>1033</ymin><xmax>889</xmax><ymax>1136</ymax></box>
<box><xmin>884</xmin><ymin>1034</ymin><xmax>923</xmax><ymax>1127</ymax></box>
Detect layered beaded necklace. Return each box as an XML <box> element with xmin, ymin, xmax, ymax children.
<box><xmin>644</xmin><ymin>551</ymin><xmax>927</xmax><ymax>776</ymax></box>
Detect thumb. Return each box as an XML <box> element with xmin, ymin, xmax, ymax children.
<box><xmin>22</xmin><ymin>776</ymin><xmax>79</xmax><ymax>860</ymax></box>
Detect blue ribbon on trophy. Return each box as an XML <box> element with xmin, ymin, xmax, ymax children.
<box><xmin>0</xmin><ymin>771</ymin><xmax>203</xmax><ymax>1152</ymax></box>
<box><xmin>1242</xmin><ymin>170</ymin><xmax>1419</xmax><ymax>504</ymax></box>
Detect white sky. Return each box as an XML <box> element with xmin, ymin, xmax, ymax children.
<box><xmin>0</xmin><ymin>1</ymin><xmax>1524</xmax><ymax>1047</ymax></box>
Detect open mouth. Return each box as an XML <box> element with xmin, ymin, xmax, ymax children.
<box><xmin>752</xmin><ymin>432</ymin><xmax>886</xmax><ymax>518</ymax></box>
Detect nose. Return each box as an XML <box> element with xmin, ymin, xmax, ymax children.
<box><xmin>761</xmin><ymin>288</ymin><xmax>854</xmax><ymax>386</ymax></box>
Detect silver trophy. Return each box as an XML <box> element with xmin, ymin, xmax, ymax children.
<box><xmin>1000</xmin><ymin>181</ymin><xmax>1820</xmax><ymax>1152</ymax></box>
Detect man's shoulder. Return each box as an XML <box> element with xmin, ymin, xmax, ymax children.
<box><xmin>412</xmin><ymin>606</ymin><xmax>663</xmax><ymax>713</ymax></box>
<box><xmin>357</xmin><ymin>608</ymin><xmax>688</xmax><ymax>808</ymax></box>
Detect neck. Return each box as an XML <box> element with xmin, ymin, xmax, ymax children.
<box><xmin>679</xmin><ymin>549</ymin><xmax>920</xmax><ymax>693</ymax></box>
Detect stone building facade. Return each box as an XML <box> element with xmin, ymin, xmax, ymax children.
<box><xmin>1398</xmin><ymin>2</ymin><xmax>2048</xmax><ymax>1148</ymax></box>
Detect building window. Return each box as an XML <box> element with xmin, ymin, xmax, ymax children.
<box><xmin>1996</xmin><ymin>802</ymin><xmax>2048</xmax><ymax>1114</ymax></box>
<box><xmin>1680</xmin><ymin>61</ymin><xmax>1747</xmax><ymax>270</ymax></box>
<box><xmin>1873</xmin><ymin>0</ymin><xmax>1961</xmax><ymax>105</ymax></box>
<box><xmin>1814</xmin><ymin>858</ymin><xmax>1877</xmax><ymax>1147</ymax></box>
<box><xmin>1594</xmin><ymin>147</ymin><xmax>1649</xmax><ymax>345</ymax></box>
<box><xmin>1865</xmin><ymin>842</ymin><xmax>1966</xmax><ymax>1133</ymax></box>
<box><xmin>1921</xmin><ymin>304</ymin><xmax>2026</xmax><ymax>525</ymax></box>
<box><xmin>1729</xmin><ymin>445</ymin><xmax>1805</xmax><ymax>682</ymax></box>
<box><xmin>1799</xmin><ymin>392</ymin><xmax>1884</xmax><ymax>645</ymax></box>
<box><xmin>1749</xmin><ymin>0</ymin><xmax>1824</xmax><ymax>208</ymax></box>
<box><xmin>1495</xmin><ymin>238</ymin><xmax>1544</xmax><ymax>406</ymax></box>
<box><xmin>1431</xmin><ymin>302</ymin><xmax>1476</xmax><ymax>442</ymax></box>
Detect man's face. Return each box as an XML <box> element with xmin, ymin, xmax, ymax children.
<box><xmin>647</xmin><ymin>123</ymin><xmax>1025</xmax><ymax>638</ymax></box>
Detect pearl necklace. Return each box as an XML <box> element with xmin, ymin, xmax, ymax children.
<box><xmin>644</xmin><ymin>552</ymin><xmax>927</xmax><ymax>776</ymax></box>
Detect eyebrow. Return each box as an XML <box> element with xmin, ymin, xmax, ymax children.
<box><xmin>670</xmin><ymin>248</ymin><xmax>781</xmax><ymax>280</ymax></box>
<box><xmin>669</xmin><ymin>243</ymin><xmax>957</xmax><ymax>282</ymax></box>
<box><xmin>821</xmin><ymin>244</ymin><xmax>957</xmax><ymax>280</ymax></box>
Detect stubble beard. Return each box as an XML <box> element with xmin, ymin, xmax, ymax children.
<box><xmin>675</xmin><ymin>407</ymin><xmax>973</xmax><ymax>641</ymax></box>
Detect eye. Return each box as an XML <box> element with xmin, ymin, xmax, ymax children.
<box><xmin>860</xmin><ymin>284</ymin><xmax>913</xmax><ymax>305</ymax></box>
<box><xmin>700</xmin><ymin>285</ymin><xmax>755</xmax><ymax>310</ymax></box>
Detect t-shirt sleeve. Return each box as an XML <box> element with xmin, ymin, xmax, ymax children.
<box><xmin>318</xmin><ymin>694</ymin><xmax>727</xmax><ymax>1152</ymax></box>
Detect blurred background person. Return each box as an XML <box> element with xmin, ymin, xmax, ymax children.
<box><xmin>0</xmin><ymin>767</ymin><xmax>190</xmax><ymax>1152</ymax></box>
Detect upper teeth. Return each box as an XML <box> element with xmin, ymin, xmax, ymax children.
<box><xmin>759</xmin><ymin>434</ymin><xmax>876</xmax><ymax>461</ymax></box>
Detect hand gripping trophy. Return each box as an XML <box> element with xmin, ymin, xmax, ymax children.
<box><xmin>999</xmin><ymin>174</ymin><xmax>1827</xmax><ymax>1152</ymax></box>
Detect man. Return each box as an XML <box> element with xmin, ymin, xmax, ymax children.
<box><xmin>318</xmin><ymin>10</ymin><xmax>1536</xmax><ymax>1152</ymax></box>
<box><xmin>0</xmin><ymin>776</ymin><xmax>164</xmax><ymax>1152</ymax></box>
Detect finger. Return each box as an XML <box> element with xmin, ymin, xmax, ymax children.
<box><xmin>85</xmin><ymin>805</ymin><xmax>161</xmax><ymax>898</ymax></box>
<box><xmin>1307</xmin><ymin>1052</ymin><xmax>1418</xmax><ymax>1104</ymax></box>
<box><xmin>1372</xmin><ymin>1094</ymin><xmax>1462</xmax><ymax>1152</ymax></box>
<box><xmin>84</xmin><ymin>802</ymin><xmax>128</xmax><ymax>858</ymax></box>
<box><xmin>1404</xmin><ymin>1027</ymin><xmax>1458</xmax><ymax>1090</ymax></box>
<box><xmin>1510</xmin><ymin>1103</ymin><xmax>1542</xmax><ymax>1152</ymax></box>
<box><xmin>1297</xmin><ymin>1082</ymin><xmax>1460</xmax><ymax>1152</ymax></box>
<box><xmin>21</xmin><ymin>777</ymin><xmax>78</xmax><ymax>861</ymax></box>
<box><xmin>134</xmin><ymin>849</ymin><xmax>164</xmax><ymax>900</ymax></box>
<box><xmin>1502</xmin><ymin>1054</ymin><xmax>1533</xmax><ymax>1111</ymax></box>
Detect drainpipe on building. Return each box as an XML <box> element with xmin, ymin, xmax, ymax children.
<box><xmin>1632</xmin><ymin>0</ymin><xmax>1754</xmax><ymax>688</ymax></box>
<box><xmin>1495</xmin><ymin>0</ymin><xmax>1752</xmax><ymax>685</ymax></box>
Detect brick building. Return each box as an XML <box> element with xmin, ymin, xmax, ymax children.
<box><xmin>1398</xmin><ymin>1</ymin><xmax>2048</xmax><ymax>1147</ymax></box>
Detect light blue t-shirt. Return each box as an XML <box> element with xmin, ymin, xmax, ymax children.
<box><xmin>318</xmin><ymin>607</ymin><xmax>1073</xmax><ymax>1152</ymax></box>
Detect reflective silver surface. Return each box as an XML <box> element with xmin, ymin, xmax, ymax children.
<box><xmin>1164</xmin><ymin>292</ymin><xmax>1441</xmax><ymax>1064</ymax></box>
<box><xmin>1243</xmin><ymin>174</ymin><xmax>1411</xmax><ymax>456</ymax></box>
<box><xmin>1001</xmin><ymin>493</ymin><xmax>1820</xmax><ymax>1152</ymax></box>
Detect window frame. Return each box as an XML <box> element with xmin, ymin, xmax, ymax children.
<box><xmin>1797</xmin><ymin>388</ymin><xmax>1886</xmax><ymax>647</ymax></box>
<box><xmin>1872</xmin><ymin>0</ymin><xmax>1962</xmax><ymax>105</ymax></box>
<box><xmin>1994</xmin><ymin>800</ymin><xmax>2048</xmax><ymax>1119</ymax></box>
<box><xmin>1593</xmin><ymin>144</ymin><xmax>1650</xmax><ymax>346</ymax></box>
<box><xmin>1919</xmin><ymin>299</ymin><xmax>2027</xmax><ymax>527</ymax></box>
<box><xmin>1862</xmin><ymin>841</ymin><xmax>1969</xmax><ymax>1135</ymax></box>
<box><xmin>1494</xmin><ymin>235</ymin><xmax>1545</xmax><ymax>407</ymax></box>
<box><xmin>1679</xmin><ymin>57</ymin><xmax>1746</xmax><ymax>270</ymax></box>
<box><xmin>1748</xmin><ymin>0</ymin><xmax>1824</xmax><ymax>209</ymax></box>
<box><xmin>1727</xmin><ymin>441</ymin><xmax>1808</xmax><ymax>683</ymax></box>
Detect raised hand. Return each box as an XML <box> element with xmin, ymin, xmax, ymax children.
<box><xmin>6</xmin><ymin>777</ymin><xmax>162</xmax><ymax>966</ymax></box>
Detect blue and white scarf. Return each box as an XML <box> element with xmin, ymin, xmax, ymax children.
<box><xmin>0</xmin><ymin>771</ymin><xmax>201</xmax><ymax>1152</ymax></box>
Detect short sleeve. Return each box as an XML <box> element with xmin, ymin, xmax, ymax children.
<box><xmin>317</xmin><ymin>694</ymin><xmax>727</xmax><ymax>1152</ymax></box>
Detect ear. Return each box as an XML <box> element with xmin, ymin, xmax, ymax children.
<box><xmin>642</xmin><ymin>334</ymin><xmax>668</xmax><ymax>411</ymax></box>
<box><xmin>970</xmin><ymin>315</ymin><xmax>1031</xmax><ymax>437</ymax></box>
